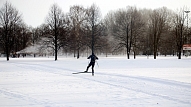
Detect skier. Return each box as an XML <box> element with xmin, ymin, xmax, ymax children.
<box><xmin>85</xmin><ymin>53</ymin><xmax>98</xmax><ymax>75</ymax></box>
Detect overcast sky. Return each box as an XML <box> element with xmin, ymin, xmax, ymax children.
<box><xmin>0</xmin><ymin>0</ymin><xmax>191</xmax><ymax>27</ymax></box>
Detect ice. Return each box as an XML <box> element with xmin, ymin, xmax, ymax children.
<box><xmin>0</xmin><ymin>56</ymin><xmax>191</xmax><ymax>107</ymax></box>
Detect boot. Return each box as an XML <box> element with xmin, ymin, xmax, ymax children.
<box><xmin>84</xmin><ymin>68</ymin><xmax>88</xmax><ymax>72</ymax></box>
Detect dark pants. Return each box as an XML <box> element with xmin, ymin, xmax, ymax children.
<box><xmin>86</xmin><ymin>62</ymin><xmax>95</xmax><ymax>73</ymax></box>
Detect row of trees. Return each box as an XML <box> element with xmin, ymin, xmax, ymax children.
<box><xmin>43</xmin><ymin>4</ymin><xmax>105</xmax><ymax>60</ymax></box>
<box><xmin>0</xmin><ymin>2</ymin><xmax>191</xmax><ymax>61</ymax></box>
<box><xmin>104</xmin><ymin>7</ymin><xmax>191</xmax><ymax>59</ymax></box>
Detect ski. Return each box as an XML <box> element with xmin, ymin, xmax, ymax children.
<box><xmin>72</xmin><ymin>71</ymin><xmax>92</xmax><ymax>74</ymax></box>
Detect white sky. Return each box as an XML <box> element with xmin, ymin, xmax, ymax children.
<box><xmin>0</xmin><ymin>0</ymin><xmax>191</xmax><ymax>27</ymax></box>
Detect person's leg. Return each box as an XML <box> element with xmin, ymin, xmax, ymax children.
<box><xmin>92</xmin><ymin>62</ymin><xmax>95</xmax><ymax>74</ymax></box>
<box><xmin>85</xmin><ymin>62</ymin><xmax>92</xmax><ymax>72</ymax></box>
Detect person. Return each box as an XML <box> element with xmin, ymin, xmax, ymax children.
<box><xmin>85</xmin><ymin>53</ymin><xmax>98</xmax><ymax>74</ymax></box>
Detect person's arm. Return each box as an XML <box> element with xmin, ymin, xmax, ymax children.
<box><xmin>87</xmin><ymin>55</ymin><xmax>91</xmax><ymax>59</ymax></box>
<box><xmin>96</xmin><ymin>56</ymin><xmax>98</xmax><ymax>60</ymax></box>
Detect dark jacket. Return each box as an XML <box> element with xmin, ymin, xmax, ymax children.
<box><xmin>88</xmin><ymin>54</ymin><xmax>98</xmax><ymax>63</ymax></box>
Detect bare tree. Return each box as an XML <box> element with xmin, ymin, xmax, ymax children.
<box><xmin>129</xmin><ymin>7</ymin><xmax>145</xmax><ymax>59</ymax></box>
<box><xmin>158</xmin><ymin>10</ymin><xmax>176</xmax><ymax>56</ymax></box>
<box><xmin>113</xmin><ymin>9</ymin><xmax>131</xmax><ymax>58</ymax></box>
<box><xmin>105</xmin><ymin>6</ymin><xmax>144</xmax><ymax>59</ymax></box>
<box><xmin>0</xmin><ymin>2</ymin><xmax>22</xmax><ymax>60</ymax></box>
<box><xmin>86</xmin><ymin>4</ymin><xmax>102</xmax><ymax>54</ymax></box>
<box><xmin>171</xmin><ymin>8</ymin><xmax>186</xmax><ymax>59</ymax></box>
<box><xmin>69</xmin><ymin>5</ymin><xmax>87</xmax><ymax>58</ymax></box>
<box><xmin>148</xmin><ymin>7</ymin><xmax>169</xmax><ymax>59</ymax></box>
<box><xmin>46</xmin><ymin>3</ymin><xmax>67</xmax><ymax>61</ymax></box>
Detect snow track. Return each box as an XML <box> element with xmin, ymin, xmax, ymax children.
<box><xmin>0</xmin><ymin>88</ymin><xmax>54</xmax><ymax>106</ymax></box>
<box><xmin>84</xmin><ymin>73</ymin><xmax>191</xmax><ymax>105</ymax></box>
<box><xmin>1</xmin><ymin>57</ymin><xmax>191</xmax><ymax>107</ymax></box>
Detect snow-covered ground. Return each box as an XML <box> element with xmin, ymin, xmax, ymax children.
<box><xmin>0</xmin><ymin>56</ymin><xmax>191</xmax><ymax>107</ymax></box>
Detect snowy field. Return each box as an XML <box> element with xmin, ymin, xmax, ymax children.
<box><xmin>0</xmin><ymin>56</ymin><xmax>191</xmax><ymax>107</ymax></box>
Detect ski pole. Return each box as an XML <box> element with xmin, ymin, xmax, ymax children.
<box><xmin>96</xmin><ymin>60</ymin><xmax>99</xmax><ymax>68</ymax></box>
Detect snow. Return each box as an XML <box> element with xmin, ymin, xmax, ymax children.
<box><xmin>0</xmin><ymin>56</ymin><xmax>191</xmax><ymax>107</ymax></box>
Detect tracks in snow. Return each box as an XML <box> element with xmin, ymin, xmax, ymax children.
<box><xmin>83</xmin><ymin>73</ymin><xmax>191</xmax><ymax>105</ymax></box>
<box><xmin>4</xmin><ymin>62</ymin><xmax>191</xmax><ymax>106</ymax></box>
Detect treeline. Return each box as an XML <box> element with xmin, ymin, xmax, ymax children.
<box><xmin>0</xmin><ymin>2</ymin><xmax>190</xmax><ymax>61</ymax></box>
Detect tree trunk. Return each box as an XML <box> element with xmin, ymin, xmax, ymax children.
<box><xmin>154</xmin><ymin>51</ymin><xmax>157</xmax><ymax>59</ymax></box>
<box><xmin>178</xmin><ymin>51</ymin><xmax>181</xmax><ymax>59</ymax></box>
<box><xmin>127</xmin><ymin>49</ymin><xmax>130</xmax><ymax>59</ymax></box>
<box><xmin>77</xmin><ymin>49</ymin><xmax>80</xmax><ymax>59</ymax></box>
<box><xmin>54</xmin><ymin>9</ymin><xmax>58</xmax><ymax>61</ymax></box>
<box><xmin>134</xmin><ymin>51</ymin><xmax>136</xmax><ymax>59</ymax></box>
<box><xmin>154</xmin><ymin>42</ymin><xmax>157</xmax><ymax>59</ymax></box>
<box><xmin>126</xmin><ymin>26</ymin><xmax>130</xmax><ymax>59</ymax></box>
<box><xmin>55</xmin><ymin>45</ymin><xmax>57</xmax><ymax>61</ymax></box>
<box><xmin>5</xmin><ymin>26</ymin><xmax>9</xmax><ymax>61</ymax></box>
<box><xmin>154</xmin><ymin>34</ymin><xmax>157</xmax><ymax>59</ymax></box>
<box><xmin>54</xmin><ymin>29</ymin><xmax>58</xmax><ymax>61</ymax></box>
<box><xmin>178</xmin><ymin>46</ymin><xmax>181</xmax><ymax>59</ymax></box>
<box><xmin>6</xmin><ymin>43</ymin><xmax>9</xmax><ymax>61</ymax></box>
